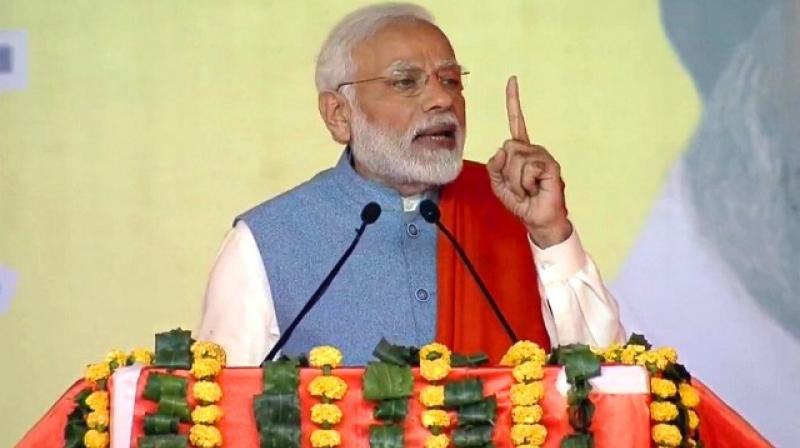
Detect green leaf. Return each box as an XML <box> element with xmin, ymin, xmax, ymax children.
<box><xmin>143</xmin><ymin>412</ymin><xmax>180</xmax><ymax>435</ymax></box>
<box><xmin>253</xmin><ymin>392</ymin><xmax>301</xmax><ymax>428</ymax></box>
<box><xmin>452</xmin><ymin>425</ymin><xmax>494</xmax><ymax>447</ymax></box>
<box><xmin>663</xmin><ymin>363</ymin><xmax>692</xmax><ymax>383</ymax></box>
<box><xmin>369</xmin><ymin>424</ymin><xmax>404</xmax><ymax>448</ymax></box>
<box><xmin>63</xmin><ymin>418</ymin><xmax>87</xmax><ymax>448</ymax></box>
<box><xmin>444</xmin><ymin>378</ymin><xmax>484</xmax><ymax>408</ymax></box>
<box><xmin>362</xmin><ymin>362</ymin><xmax>413</xmax><ymax>401</ymax></box>
<box><xmin>263</xmin><ymin>359</ymin><xmax>300</xmax><ymax>394</ymax></box>
<box><xmin>372</xmin><ymin>338</ymin><xmax>418</xmax><ymax>366</ymax></box>
<box><xmin>458</xmin><ymin>396</ymin><xmax>497</xmax><ymax>426</ymax></box>
<box><xmin>153</xmin><ymin>328</ymin><xmax>193</xmax><ymax>369</ymax></box>
<box><xmin>567</xmin><ymin>377</ymin><xmax>592</xmax><ymax>405</ymax></box>
<box><xmin>259</xmin><ymin>425</ymin><xmax>301</xmax><ymax>448</ymax></box>
<box><xmin>143</xmin><ymin>373</ymin><xmax>188</xmax><ymax>402</ymax></box>
<box><xmin>626</xmin><ymin>333</ymin><xmax>652</xmax><ymax>350</ymax></box>
<box><xmin>373</xmin><ymin>398</ymin><xmax>409</xmax><ymax>422</ymax></box>
<box><xmin>567</xmin><ymin>400</ymin><xmax>595</xmax><ymax>431</ymax></box>
<box><xmin>157</xmin><ymin>394</ymin><xmax>191</xmax><ymax>423</ymax></box>
<box><xmin>451</xmin><ymin>353</ymin><xmax>489</xmax><ymax>368</ymax></box>
<box><xmin>74</xmin><ymin>388</ymin><xmax>93</xmax><ymax>414</ymax></box>
<box><xmin>556</xmin><ymin>344</ymin><xmax>601</xmax><ymax>383</ymax></box>
<box><xmin>138</xmin><ymin>435</ymin><xmax>189</xmax><ymax>448</ymax></box>
<box><xmin>560</xmin><ymin>432</ymin><xmax>594</xmax><ymax>448</ymax></box>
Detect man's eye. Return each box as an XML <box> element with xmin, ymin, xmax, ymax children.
<box><xmin>441</xmin><ymin>77</ymin><xmax>463</xmax><ymax>89</ymax></box>
<box><xmin>392</xmin><ymin>78</ymin><xmax>418</xmax><ymax>90</ymax></box>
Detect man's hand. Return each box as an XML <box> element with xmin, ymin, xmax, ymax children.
<box><xmin>488</xmin><ymin>76</ymin><xmax>572</xmax><ymax>248</ymax></box>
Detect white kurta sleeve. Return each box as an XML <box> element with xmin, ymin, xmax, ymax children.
<box><xmin>195</xmin><ymin>221</ymin><xmax>280</xmax><ymax>366</ymax></box>
<box><xmin>532</xmin><ymin>229</ymin><xmax>626</xmax><ymax>348</ymax></box>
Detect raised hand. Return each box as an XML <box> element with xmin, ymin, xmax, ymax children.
<box><xmin>487</xmin><ymin>76</ymin><xmax>572</xmax><ymax>248</ymax></box>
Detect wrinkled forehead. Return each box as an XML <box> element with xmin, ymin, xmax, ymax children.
<box><xmin>351</xmin><ymin>20</ymin><xmax>458</xmax><ymax>77</ymax></box>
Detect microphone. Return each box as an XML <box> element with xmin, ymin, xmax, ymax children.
<box><xmin>263</xmin><ymin>202</ymin><xmax>382</xmax><ymax>363</ymax></box>
<box><xmin>419</xmin><ymin>199</ymin><xmax>519</xmax><ymax>343</ymax></box>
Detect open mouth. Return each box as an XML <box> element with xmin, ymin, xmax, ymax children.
<box><xmin>413</xmin><ymin>123</ymin><xmax>458</xmax><ymax>148</ymax></box>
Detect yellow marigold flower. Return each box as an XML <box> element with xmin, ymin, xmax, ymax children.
<box><xmin>308</xmin><ymin>375</ymin><xmax>348</xmax><ymax>400</ymax></box>
<box><xmin>84</xmin><ymin>362</ymin><xmax>111</xmax><ymax>383</ymax></box>
<box><xmin>650</xmin><ymin>401</ymin><xmax>679</xmax><ymax>422</ymax></box>
<box><xmin>679</xmin><ymin>383</ymin><xmax>700</xmax><ymax>409</ymax></box>
<box><xmin>424</xmin><ymin>434</ymin><xmax>449</xmax><ymax>448</ymax></box>
<box><xmin>310</xmin><ymin>429</ymin><xmax>341</xmax><ymax>447</ymax></box>
<box><xmin>191</xmin><ymin>341</ymin><xmax>227</xmax><ymax>366</ymax></box>
<box><xmin>652</xmin><ymin>423</ymin><xmax>682</xmax><ymax>447</ymax></box>
<box><xmin>511</xmin><ymin>404</ymin><xmax>543</xmax><ymax>424</ymax></box>
<box><xmin>129</xmin><ymin>348</ymin><xmax>153</xmax><ymax>365</ymax></box>
<box><xmin>83</xmin><ymin>429</ymin><xmax>109</xmax><ymax>448</ymax></box>
<box><xmin>189</xmin><ymin>423</ymin><xmax>223</xmax><ymax>448</ymax></box>
<box><xmin>191</xmin><ymin>404</ymin><xmax>223</xmax><ymax>425</ymax></box>
<box><xmin>500</xmin><ymin>341</ymin><xmax>546</xmax><ymax>366</ymax></box>
<box><xmin>510</xmin><ymin>382</ymin><xmax>544</xmax><ymax>406</ymax></box>
<box><xmin>420</xmin><ymin>385</ymin><xmax>445</xmax><ymax>408</ymax></box>
<box><xmin>420</xmin><ymin>342</ymin><xmax>451</xmax><ymax>362</ymax></box>
<box><xmin>650</xmin><ymin>378</ymin><xmax>677</xmax><ymax>399</ymax></box>
<box><xmin>420</xmin><ymin>358</ymin><xmax>451</xmax><ymax>382</ymax></box>
<box><xmin>510</xmin><ymin>423</ymin><xmax>547</xmax><ymax>445</ymax></box>
<box><xmin>422</xmin><ymin>409</ymin><xmax>451</xmax><ymax>429</ymax></box>
<box><xmin>687</xmin><ymin>409</ymin><xmax>700</xmax><ymax>431</ymax></box>
<box><xmin>86</xmin><ymin>410</ymin><xmax>110</xmax><ymax>430</ymax></box>
<box><xmin>85</xmin><ymin>391</ymin><xmax>109</xmax><ymax>412</ymax></box>
<box><xmin>620</xmin><ymin>345</ymin><xmax>646</xmax><ymax>365</ymax></box>
<box><xmin>309</xmin><ymin>346</ymin><xmax>344</xmax><ymax>369</ymax></box>
<box><xmin>193</xmin><ymin>380</ymin><xmax>223</xmax><ymax>404</ymax></box>
<box><xmin>311</xmin><ymin>403</ymin><xmax>343</xmax><ymax>425</ymax></box>
<box><xmin>191</xmin><ymin>358</ymin><xmax>222</xmax><ymax>380</ymax></box>
<box><xmin>104</xmin><ymin>350</ymin><xmax>128</xmax><ymax>369</ymax></box>
<box><xmin>513</xmin><ymin>361</ymin><xmax>544</xmax><ymax>383</ymax></box>
<box><xmin>657</xmin><ymin>347</ymin><xmax>678</xmax><ymax>364</ymax></box>
<box><xmin>598</xmin><ymin>342</ymin><xmax>623</xmax><ymax>362</ymax></box>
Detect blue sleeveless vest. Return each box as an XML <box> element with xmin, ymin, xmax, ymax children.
<box><xmin>237</xmin><ymin>150</ymin><xmax>439</xmax><ymax>365</ymax></box>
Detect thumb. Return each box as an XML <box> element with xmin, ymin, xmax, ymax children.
<box><xmin>487</xmin><ymin>148</ymin><xmax>507</xmax><ymax>179</ymax></box>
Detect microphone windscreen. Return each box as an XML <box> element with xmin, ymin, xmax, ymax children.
<box><xmin>361</xmin><ymin>202</ymin><xmax>382</xmax><ymax>224</ymax></box>
<box><xmin>419</xmin><ymin>199</ymin><xmax>440</xmax><ymax>223</ymax></box>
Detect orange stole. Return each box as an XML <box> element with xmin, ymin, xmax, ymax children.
<box><xmin>436</xmin><ymin>160</ymin><xmax>550</xmax><ymax>364</ymax></box>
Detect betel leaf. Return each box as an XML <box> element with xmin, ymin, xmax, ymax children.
<box><xmin>458</xmin><ymin>396</ymin><xmax>497</xmax><ymax>426</ymax></box>
<box><xmin>138</xmin><ymin>435</ymin><xmax>189</xmax><ymax>448</ymax></box>
<box><xmin>444</xmin><ymin>378</ymin><xmax>484</xmax><ymax>408</ymax></box>
<box><xmin>157</xmin><ymin>394</ymin><xmax>191</xmax><ymax>422</ymax></box>
<box><xmin>74</xmin><ymin>388</ymin><xmax>93</xmax><ymax>413</ymax></box>
<box><xmin>556</xmin><ymin>344</ymin><xmax>601</xmax><ymax>384</ymax></box>
<box><xmin>153</xmin><ymin>328</ymin><xmax>193</xmax><ymax>369</ymax></box>
<box><xmin>143</xmin><ymin>373</ymin><xmax>187</xmax><ymax>402</ymax></box>
<box><xmin>567</xmin><ymin>378</ymin><xmax>592</xmax><ymax>405</ymax></box>
<box><xmin>663</xmin><ymin>363</ymin><xmax>691</xmax><ymax>383</ymax></box>
<box><xmin>362</xmin><ymin>362</ymin><xmax>413</xmax><ymax>401</ymax></box>
<box><xmin>452</xmin><ymin>425</ymin><xmax>494</xmax><ymax>447</ymax></box>
<box><xmin>626</xmin><ymin>333</ymin><xmax>652</xmax><ymax>350</ymax></box>
<box><xmin>451</xmin><ymin>352</ymin><xmax>489</xmax><ymax>368</ymax></box>
<box><xmin>372</xmin><ymin>338</ymin><xmax>419</xmax><ymax>366</ymax></box>
<box><xmin>253</xmin><ymin>392</ymin><xmax>301</xmax><ymax>428</ymax></box>
<box><xmin>373</xmin><ymin>398</ymin><xmax>409</xmax><ymax>422</ymax></box>
<box><xmin>369</xmin><ymin>424</ymin><xmax>404</xmax><ymax>448</ymax></box>
<box><xmin>143</xmin><ymin>412</ymin><xmax>180</xmax><ymax>435</ymax></box>
<box><xmin>560</xmin><ymin>432</ymin><xmax>594</xmax><ymax>448</ymax></box>
<box><xmin>567</xmin><ymin>399</ymin><xmax>595</xmax><ymax>431</ymax></box>
<box><xmin>259</xmin><ymin>425</ymin><xmax>301</xmax><ymax>448</ymax></box>
<box><xmin>263</xmin><ymin>359</ymin><xmax>300</xmax><ymax>394</ymax></box>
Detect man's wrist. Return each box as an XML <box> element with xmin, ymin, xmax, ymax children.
<box><xmin>527</xmin><ymin>219</ymin><xmax>573</xmax><ymax>249</ymax></box>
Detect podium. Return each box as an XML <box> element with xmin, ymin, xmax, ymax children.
<box><xmin>17</xmin><ymin>363</ymin><xmax>769</xmax><ymax>447</ymax></box>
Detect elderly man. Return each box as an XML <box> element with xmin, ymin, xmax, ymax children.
<box><xmin>197</xmin><ymin>3</ymin><xmax>625</xmax><ymax>366</ymax></box>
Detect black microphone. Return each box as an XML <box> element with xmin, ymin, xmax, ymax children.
<box><xmin>263</xmin><ymin>202</ymin><xmax>382</xmax><ymax>363</ymax></box>
<box><xmin>419</xmin><ymin>199</ymin><xmax>519</xmax><ymax>343</ymax></box>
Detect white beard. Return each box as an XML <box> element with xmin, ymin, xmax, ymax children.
<box><xmin>348</xmin><ymin>106</ymin><xmax>465</xmax><ymax>186</ymax></box>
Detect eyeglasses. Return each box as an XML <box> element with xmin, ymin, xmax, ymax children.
<box><xmin>336</xmin><ymin>65</ymin><xmax>469</xmax><ymax>97</ymax></box>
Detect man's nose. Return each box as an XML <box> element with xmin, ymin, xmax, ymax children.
<box><xmin>420</xmin><ymin>75</ymin><xmax>455</xmax><ymax>112</ymax></box>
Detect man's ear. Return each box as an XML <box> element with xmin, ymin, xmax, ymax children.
<box><xmin>318</xmin><ymin>91</ymin><xmax>352</xmax><ymax>144</ymax></box>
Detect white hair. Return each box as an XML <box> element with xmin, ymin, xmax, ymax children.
<box><xmin>315</xmin><ymin>3</ymin><xmax>435</xmax><ymax>93</ymax></box>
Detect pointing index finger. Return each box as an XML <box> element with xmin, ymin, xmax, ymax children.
<box><xmin>506</xmin><ymin>76</ymin><xmax>531</xmax><ymax>144</ymax></box>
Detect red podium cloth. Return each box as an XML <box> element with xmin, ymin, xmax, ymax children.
<box><xmin>436</xmin><ymin>161</ymin><xmax>550</xmax><ymax>364</ymax></box>
<box><xmin>17</xmin><ymin>367</ymin><xmax>770</xmax><ymax>447</ymax></box>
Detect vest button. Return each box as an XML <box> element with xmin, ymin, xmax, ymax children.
<box><xmin>407</xmin><ymin>223</ymin><xmax>419</xmax><ymax>238</ymax></box>
<box><xmin>415</xmin><ymin>288</ymin><xmax>430</xmax><ymax>302</ymax></box>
